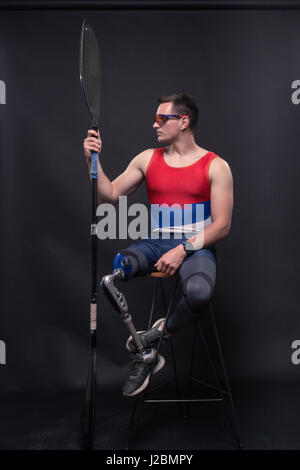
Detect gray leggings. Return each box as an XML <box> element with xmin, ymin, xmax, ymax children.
<box><xmin>114</xmin><ymin>241</ymin><xmax>216</xmax><ymax>333</ymax></box>
<box><xmin>166</xmin><ymin>255</ymin><xmax>216</xmax><ymax>333</ymax></box>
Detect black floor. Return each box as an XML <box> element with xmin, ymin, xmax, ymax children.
<box><xmin>0</xmin><ymin>381</ymin><xmax>299</xmax><ymax>451</ymax></box>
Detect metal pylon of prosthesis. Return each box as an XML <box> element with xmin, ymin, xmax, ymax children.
<box><xmin>101</xmin><ymin>269</ymin><xmax>146</xmax><ymax>357</ymax></box>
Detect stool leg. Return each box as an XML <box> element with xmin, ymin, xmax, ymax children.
<box><xmin>185</xmin><ymin>325</ymin><xmax>197</xmax><ymax>419</ymax></box>
<box><xmin>147</xmin><ymin>279</ymin><xmax>158</xmax><ymax>330</ymax></box>
<box><xmin>127</xmin><ymin>395</ymin><xmax>143</xmax><ymax>450</ymax></box>
<box><xmin>208</xmin><ymin>303</ymin><xmax>243</xmax><ymax>449</ymax></box>
<box><xmin>160</xmin><ymin>278</ymin><xmax>183</xmax><ymax>415</ymax></box>
<box><xmin>196</xmin><ymin>320</ymin><xmax>227</xmax><ymax>398</ymax></box>
<box><xmin>196</xmin><ymin>318</ymin><xmax>242</xmax><ymax>448</ymax></box>
<box><xmin>168</xmin><ymin>337</ymin><xmax>184</xmax><ymax>416</ymax></box>
<box><xmin>144</xmin><ymin>277</ymin><xmax>179</xmax><ymax>399</ymax></box>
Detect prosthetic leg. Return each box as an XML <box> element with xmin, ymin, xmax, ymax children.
<box><xmin>100</xmin><ymin>251</ymin><xmax>149</xmax><ymax>358</ymax></box>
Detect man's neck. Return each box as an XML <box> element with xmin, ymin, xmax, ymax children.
<box><xmin>167</xmin><ymin>132</ymin><xmax>201</xmax><ymax>158</ymax></box>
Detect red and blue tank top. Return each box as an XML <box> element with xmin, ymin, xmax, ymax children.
<box><xmin>146</xmin><ymin>147</ymin><xmax>219</xmax><ymax>233</ymax></box>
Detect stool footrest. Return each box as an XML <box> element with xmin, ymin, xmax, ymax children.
<box><xmin>144</xmin><ymin>398</ymin><xmax>223</xmax><ymax>403</ymax></box>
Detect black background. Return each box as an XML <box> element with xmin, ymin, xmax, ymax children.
<box><xmin>0</xmin><ymin>0</ymin><xmax>299</xmax><ymax>450</ymax></box>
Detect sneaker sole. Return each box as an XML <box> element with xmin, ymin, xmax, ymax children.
<box><xmin>122</xmin><ymin>354</ymin><xmax>166</xmax><ymax>397</ymax></box>
<box><xmin>125</xmin><ymin>318</ymin><xmax>166</xmax><ymax>353</ymax></box>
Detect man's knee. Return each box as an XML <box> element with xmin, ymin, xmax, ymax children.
<box><xmin>184</xmin><ymin>272</ymin><xmax>214</xmax><ymax>311</ymax></box>
<box><xmin>112</xmin><ymin>247</ymin><xmax>149</xmax><ymax>280</ymax></box>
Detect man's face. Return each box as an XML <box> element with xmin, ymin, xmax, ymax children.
<box><xmin>153</xmin><ymin>102</ymin><xmax>185</xmax><ymax>144</ymax></box>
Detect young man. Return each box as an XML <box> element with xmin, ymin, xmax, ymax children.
<box><xmin>83</xmin><ymin>93</ymin><xmax>233</xmax><ymax>397</ymax></box>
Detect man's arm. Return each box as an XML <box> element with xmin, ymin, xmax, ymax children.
<box><xmin>84</xmin><ymin>129</ymin><xmax>151</xmax><ymax>204</ymax></box>
<box><xmin>109</xmin><ymin>152</ymin><xmax>149</xmax><ymax>203</ymax></box>
<box><xmin>186</xmin><ymin>157</ymin><xmax>234</xmax><ymax>250</ymax></box>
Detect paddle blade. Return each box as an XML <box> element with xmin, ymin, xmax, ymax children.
<box><xmin>80</xmin><ymin>18</ymin><xmax>101</xmax><ymax>124</ymax></box>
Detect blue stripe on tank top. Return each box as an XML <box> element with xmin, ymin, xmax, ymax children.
<box><xmin>151</xmin><ymin>200</ymin><xmax>211</xmax><ymax>230</ymax></box>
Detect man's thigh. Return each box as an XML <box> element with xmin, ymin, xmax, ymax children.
<box><xmin>113</xmin><ymin>238</ymin><xmax>165</xmax><ymax>279</ymax></box>
<box><xmin>121</xmin><ymin>237</ymin><xmax>183</xmax><ymax>275</ymax></box>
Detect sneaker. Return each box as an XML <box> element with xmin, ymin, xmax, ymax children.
<box><xmin>122</xmin><ymin>349</ymin><xmax>165</xmax><ymax>397</ymax></box>
<box><xmin>125</xmin><ymin>318</ymin><xmax>166</xmax><ymax>354</ymax></box>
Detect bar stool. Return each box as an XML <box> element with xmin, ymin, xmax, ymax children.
<box><xmin>127</xmin><ymin>271</ymin><xmax>243</xmax><ymax>450</ymax></box>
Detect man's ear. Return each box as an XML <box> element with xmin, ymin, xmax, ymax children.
<box><xmin>181</xmin><ymin>116</ymin><xmax>190</xmax><ymax>131</ymax></box>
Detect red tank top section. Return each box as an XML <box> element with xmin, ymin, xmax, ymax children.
<box><xmin>146</xmin><ymin>147</ymin><xmax>219</xmax><ymax>206</ymax></box>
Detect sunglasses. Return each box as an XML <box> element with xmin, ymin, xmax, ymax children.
<box><xmin>154</xmin><ymin>114</ymin><xmax>189</xmax><ymax>125</ymax></box>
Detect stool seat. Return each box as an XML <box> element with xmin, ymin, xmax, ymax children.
<box><xmin>150</xmin><ymin>271</ymin><xmax>177</xmax><ymax>278</ymax></box>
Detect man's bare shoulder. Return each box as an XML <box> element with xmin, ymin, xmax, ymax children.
<box><xmin>209</xmin><ymin>156</ymin><xmax>233</xmax><ymax>183</ymax></box>
<box><xmin>130</xmin><ymin>148</ymin><xmax>156</xmax><ymax>175</ymax></box>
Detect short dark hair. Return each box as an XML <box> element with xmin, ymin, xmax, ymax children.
<box><xmin>157</xmin><ymin>93</ymin><xmax>199</xmax><ymax>130</ymax></box>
